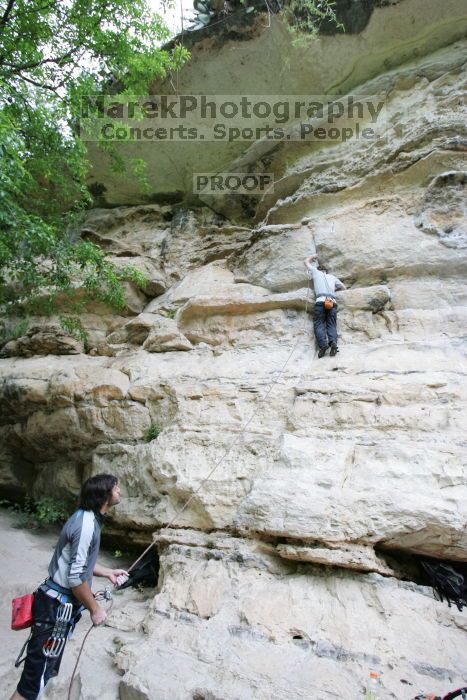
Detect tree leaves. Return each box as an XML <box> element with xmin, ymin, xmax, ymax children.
<box><xmin>0</xmin><ymin>0</ymin><xmax>186</xmax><ymax>321</ymax></box>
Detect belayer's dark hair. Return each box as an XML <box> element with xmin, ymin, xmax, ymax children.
<box><xmin>78</xmin><ymin>474</ymin><xmax>118</xmax><ymax>512</ymax></box>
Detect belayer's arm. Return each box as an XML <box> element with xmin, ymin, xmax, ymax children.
<box><xmin>71</xmin><ymin>580</ymin><xmax>107</xmax><ymax>625</ymax></box>
<box><xmin>67</xmin><ymin>512</ymin><xmax>107</xmax><ymax>624</ymax></box>
<box><xmin>94</xmin><ymin>562</ymin><xmax>129</xmax><ymax>586</ymax></box>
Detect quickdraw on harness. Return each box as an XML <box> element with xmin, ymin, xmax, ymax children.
<box><xmin>43</xmin><ymin>602</ymin><xmax>75</xmax><ymax>658</ymax></box>
<box><xmin>14</xmin><ymin>583</ymin><xmax>83</xmax><ymax>668</ymax></box>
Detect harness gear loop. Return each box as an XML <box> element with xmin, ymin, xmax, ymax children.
<box><xmin>14</xmin><ymin>631</ymin><xmax>33</xmax><ymax>668</ymax></box>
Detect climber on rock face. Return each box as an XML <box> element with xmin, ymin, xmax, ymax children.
<box><xmin>304</xmin><ymin>253</ymin><xmax>346</xmax><ymax>358</ymax></box>
<box><xmin>10</xmin><ymin>474</ymin><xmax>128</xmax><ymax>700</ymax></box>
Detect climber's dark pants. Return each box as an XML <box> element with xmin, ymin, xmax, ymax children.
<box><xmin>16</xmin><ymin>589</ymin><xmax>81</xmax><ymax>700</ymax></box>
<box><xmin>313</xmin><ymin>302</ymin><xmax>338</xmax><ymax>349</ymax></box>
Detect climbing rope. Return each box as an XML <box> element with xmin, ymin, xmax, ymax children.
<box><xmin>66</xmin><ymin>588</ymin><xmax>113</xmax><ymax>700</ymax></box>
<box><xmin>128</xmin><ymin>273</ymin><xmax>313</xmax><ymax>573</ymax></box>
<box><xmin>67</xmin><ymin>273</ymin><xmax>314</xmax><ymax>693</ymax></box>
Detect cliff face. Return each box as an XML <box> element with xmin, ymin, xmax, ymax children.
<box><xmin>85</xmin><ymin>0</ymin><xmax>467</xmax><ymax>210</ymax></box>
<box><xmin>1</xmin><ymin>4</ymin><xmax>467</xmax><ymax>699</ymax></box>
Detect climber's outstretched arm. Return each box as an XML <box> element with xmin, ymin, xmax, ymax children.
<box><xmin>305</xmin><ymin>254</ymin><xmax>318</xmax><ymax>270</ymax></box>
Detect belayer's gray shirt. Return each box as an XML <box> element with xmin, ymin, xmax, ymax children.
<box><xmin>308</xmin><ymin>265</ymin><xmax>344</xmax><ymax>300</ymax></box>
<box><xmin>48</xmin><ymin>509</ymin><xmax>103</xmax><ymax>589</ymax></box>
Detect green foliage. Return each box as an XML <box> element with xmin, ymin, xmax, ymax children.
<box><xmin>145</xmin><ymin>422</ymin><xmax>162</xmax><ymax>442</ymax></box>
<box><xmin>0</xmin><ymin>318</ymin><xmax>29</xmax><ymax>345</ymax></box>
<box><xmin>119</xmin><ymin>265</ymin><xmax>149</xmax><ymax>292</ymax></box>
<box><xmin>112</xmin><ymin>548</ymin><xmax>132</xmax><ymax>560</ymax></box>
<box><xmin>187</xmin><ymin>0</ymin><xmax>342</xmax><ymax>40</ymax></box>
<box><xmin>34</xmin><ymin>497</ymin><xmax>70</xmax><ymax>526</ymax></box>
<box><xmin>280</xmin><ymin>0</ymin><xmax>343</xmax><ymax>43</ymax></box>
<box><xmin>3</xmin><ymin>496</ymin><xmax>71</xmax><ymax>529</ymax></box>
<box><xmin>59</xmin><ymin>315</ymin><xmax>88</xmax><ymax>343</ymax></box>
<box><xmin>0</xmin><ymin>0</ymin><xmax>187</xmax><ymax>320</ymax></box>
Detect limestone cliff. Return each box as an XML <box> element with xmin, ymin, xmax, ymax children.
<box><xmin>1</xmin><ymin>1</ymin><xmax>467</xmax><ymax>698</ymax></box>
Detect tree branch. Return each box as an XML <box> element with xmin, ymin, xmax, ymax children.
<box><xmin>16</xmin><ymin>72</ymin><xmax>62</xmax><ymax>92</ymax></box>
<box><xmin>2</xmin><ymin>48</ymin><xmax>76</xmax><ymax>73</ymax></box>
<box><xmin>0</xmin><ymin>0</ymin><xmax>16</xmax><ymax>30</ymax></box>
<box><xmin>10</xmin><ymin>1</ymin><xmax>57</xmax><ymax>20</ymax></box>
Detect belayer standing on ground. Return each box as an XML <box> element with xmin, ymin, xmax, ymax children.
<box><xmin>305</xmin><ymin>253</ymin><xmax>346</xmax><ymax>357</ymax></box>
<box><xmin>10</xmin><ymin>474</ymin><xmax>128</xmax><ymax>700</ymax></box>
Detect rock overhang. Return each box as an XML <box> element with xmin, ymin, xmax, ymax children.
<box><xmin>85</xmin><ymin>0</ymin><xmax>467</xmax><ymax>217</ymax></box>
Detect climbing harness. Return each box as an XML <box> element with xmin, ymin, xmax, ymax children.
<box><xmin>14</xmin><ymin>587</ymin><xmax>82</xmax><ymax>668</ymax></box>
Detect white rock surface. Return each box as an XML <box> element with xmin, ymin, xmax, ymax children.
<box><xmin>143</xmin><ymin>316</ymin><xmax>193</xmax><ymax>352</ymax></box>
<box><xmin>116</xmin><ymin>538</ymin><xmax>467</xmax><ymax>700</ymax></box>
<box><xmin>1</xmin><ymin>16</ymin><xmax>467</xmax><ymax>700</ymax></box>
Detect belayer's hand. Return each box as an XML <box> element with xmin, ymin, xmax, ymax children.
<box><xmin>107</xmin><ymin>568</ymin><xmax>129</xmax><ymax>586</ymax></box>
<box><xmin>115</xmin><ymin>573</ymin><xmax>129</xmax><ymax>587</ymax></box>
<box><xmin>91</xmin><ymin>604</ymin><xmax>107</xmax><ymax>626</ymax></box>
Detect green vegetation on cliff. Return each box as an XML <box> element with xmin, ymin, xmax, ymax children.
<box><xmin>189</xmin><ymin>0</ymin><xmax>343</xmax><ymax>40</ymax></box>
<box><xmin>0</xmin><ymin>0</ymin><xmax>188</xmax><ymax>320</ymax></box>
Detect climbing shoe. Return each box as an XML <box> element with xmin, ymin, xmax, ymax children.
<box><xmin>330</xmin><ymin>342</ymin><xmax>338</xmax><ymax>356</ymax></box>
<box><xmin>318</xmin><ymin>345</ymin><xmax>328</xmax><ymax>358</ymax></box>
